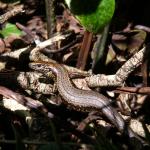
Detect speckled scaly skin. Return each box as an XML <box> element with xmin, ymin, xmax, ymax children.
<box><xmin>30</xmin><ymin>61</ymin><xmax>144</xmax><ymax>140</ymax></box>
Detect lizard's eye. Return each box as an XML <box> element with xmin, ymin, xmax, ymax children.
<box><xmin>36</xmin><ymin>64</ymin><xmax>42</xmax><ymax>68</ymax></box>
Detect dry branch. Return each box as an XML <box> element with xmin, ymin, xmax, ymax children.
<box><xmin>86</xmin><ymin>47</ymin><xmax>145</xmax><ymax>87</ymax></box>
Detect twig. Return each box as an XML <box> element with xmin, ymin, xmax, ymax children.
<box><xmin>16</xmin><ymin>22</ymin><xmax>35</xmax><ymax>42</ymax></box>
<box><xmin>115</xmin><ymin>87</ymin><xmax>150</xmax><ymax>95</ymax></box>
<box><xmin>77</xmin><ymin>112</ymin><xmax>100</xmax><ymax>131</ymax></box>
<box><xmin>42</xmin><ymin>39</ymin><xmax>77</xmax><ymax>53</ymax></box>
<box><xmin>31</xmin><ymin>33</ymin><xmax>69</xmax><ymax>55</ymax></box>
<box><xmin>0</xmin><ymin>31</ymin><xmax>89</xmax><ymax>76</ymax></box>
<box><xmin>45</xmin><ymin>0</ymin><xmax>55</xmax><ymax>38</ymax></box>
<box><xmin>135</xmin><ymin>25</ymin><xmax>150</xmax><ymax>33</ymax></box>
<box><xmin>76</xmin><ymin>30</ymin><xmax>93</xmax><ymax>70</ymax></box>
<box><xmin>0</xmin><ymin>86</ymin><xmax>45</xmax><ymax>110</ymax></box>
<box><xmin>0</xmin><ymin>32</ymin><xmax>63</xmax><ymax>63</ymax></box>
<box><xmin>86</xmin><ymin>47</ymin><xmax>145</xmax><ymax>87</ymax></box>
<box><xmin>0</xmin><ymin>5</ymin><xmax>24</xmax><ymax>24</ymax></box>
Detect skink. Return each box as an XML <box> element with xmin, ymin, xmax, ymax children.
<box><xmin>29</xmin><ymin>61</ymin><xmax>142</xmax><ymax>139</ymax></box>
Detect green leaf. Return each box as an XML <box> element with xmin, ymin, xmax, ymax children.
<box><xmin>0</xmin><ymin>23</ymin><xmax>22</xmax><ymax>38</ymax></box>
<box><xmin>65</xmin><ymin>0</ymin><xmax>115</xmax><ymax>33</ymax></box>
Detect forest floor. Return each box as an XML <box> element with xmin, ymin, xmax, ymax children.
<box><xmin>0</xmin><ymin>0</ymin><xmax>150</xmax><ymax>150</ymax></box>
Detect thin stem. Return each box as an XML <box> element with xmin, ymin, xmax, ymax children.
<box><xmin>76</xmin><ymin>30</ymin><xmax>93</xmax><ymax>70</ymax></box>
<box><xmin>92</xmin><ymin>24</ymin><xmax>110</xmax><ymax>72</ymax></box>
<box><xmin>45</xmin><ymin>0</ymin><xmax>55</xmax><ymax>38</ymax></box>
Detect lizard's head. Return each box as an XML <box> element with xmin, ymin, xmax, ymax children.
<box><xmin>29</xmin><ymin>61</ymin><xmax>59</xmax><ymax>75</ymax></box>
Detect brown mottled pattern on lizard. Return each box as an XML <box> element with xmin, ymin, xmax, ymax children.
<box><xmin>29</xmin><ymin>61</ymin><xmax>141</xmax><ymax>139</ymax></box>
